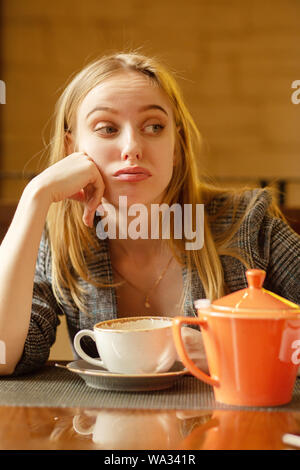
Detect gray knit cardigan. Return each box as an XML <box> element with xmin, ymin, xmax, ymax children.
<box><xmin>12</xmin><ymin>189</ymin><xmax>300</xmax><ymax>375</ymax></box>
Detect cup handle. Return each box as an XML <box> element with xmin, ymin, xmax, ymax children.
<box><xmin>173</xmin><ymin>316</ymin><xmax>219</xmax><ymax>387</ymax></box>
<box><xmin>74</xmin><ymin>329</ymin><xmax>105</xmax><ymax>367</ymax></box>
<box><xmin>72</xmin><ymin>415</ymin><xmax>95</xmax><ymax>436</ymax></box>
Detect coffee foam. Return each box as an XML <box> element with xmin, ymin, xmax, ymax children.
<box><xmin>99</xmin><ymin>318</ymin><xmax>172</xmax><ymax>331</ymax></box>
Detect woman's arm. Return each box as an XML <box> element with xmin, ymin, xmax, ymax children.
<box><xmin>0</xmin><ymin>152</ymin><xmax>104</xmax><ymax>374</ymax></box>
<box><xmin>12</xmin><ymin>230</ymin><xmax>64</xmax><ymax>376</ymax></box>
<box><xmin>0</xmin><ymin>183</ymin><xmax>51</xmax><ymax>374</ymax></box>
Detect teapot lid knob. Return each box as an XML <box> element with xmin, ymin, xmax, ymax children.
<box><xmin>246</xmin><ymin>269</ymin><xmax>266</xmax><ymax>289</ymax></box>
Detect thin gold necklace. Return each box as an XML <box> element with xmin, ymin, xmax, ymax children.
<box><xmin>112</xmin><ymin>257</ymin><xmax>173</xmax><ymax>308</ymax></box>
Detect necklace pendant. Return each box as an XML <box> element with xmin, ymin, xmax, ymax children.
<box><xmin>145</xmin><ymin>300</ymin><xmax>151</xmax><ymax>308</ymax></box>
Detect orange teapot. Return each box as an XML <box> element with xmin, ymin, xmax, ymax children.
<box><xmin>173</xmin><ymin>269</ymin><xmax>300</xmax><ymax>407</ymax></box>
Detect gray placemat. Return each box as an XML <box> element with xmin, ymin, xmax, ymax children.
<box><xmin>0</xmin><ymin>364</ymin><xmax>299</xmax><ymax>411</ymax></box>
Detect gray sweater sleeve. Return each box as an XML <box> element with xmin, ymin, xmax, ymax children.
<box><xmin>262</xmin><ymin>217</ymin><xmax>300</xmax><ymax>305</ymax></box>
<box><xmin>236</xmin><ymin>189</ymin><xmax>300</xmax><ymax>305</ymax></box>
<box><xmin>12</xmin><ymin>231</ymin><xmax>61</xmax><ymax>376</ymax></box>
<box><xmin>209</xmin><ymin>189</ymin><xmax>300</xmax><ymax>305</ymax></box>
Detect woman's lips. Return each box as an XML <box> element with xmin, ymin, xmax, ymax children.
<box><xmin>114</xmin><ymin>173</ymin><xmax>151</xmax><ymax>182</ymax></box>
<box><xmin>113</xmin><ymin>166</ymin><xmax>152</xmax><ymax>182</ymax></box>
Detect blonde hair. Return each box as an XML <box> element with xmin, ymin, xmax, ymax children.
<box><xmin>45</xmin><ymin>51</ymin><xmax>281</xmax><ymax>313</ymax></box>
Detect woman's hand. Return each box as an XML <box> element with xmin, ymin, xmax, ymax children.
<box><xmin>32</xmin><ymin>152</ymin><xmax>105</xmax><ymax>227</ymax></box>
<box><xmin>179</xmin><ymin>326</ymin><xmax>209</xmax><ymax>374</ymax></box>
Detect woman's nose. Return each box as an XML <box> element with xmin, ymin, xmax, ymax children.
<box><xmin>120</xmin><ymin>130</ymin><xmax>142</xmax><ymax>161</ymax></box>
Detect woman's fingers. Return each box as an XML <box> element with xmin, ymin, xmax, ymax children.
<box><xmin>82</xmin><ymin>172</ymin><xmax>105</xmax><ymax>228</ymax></box>
<box><xmin>55</xmin><ymin>152</ymin><xmax>105</xmax><ymax>227</ymax></box>
<box><xmin>37</xmin><ymin>150</ymin><xmax>106</xmax><ymax>227</ymax></box>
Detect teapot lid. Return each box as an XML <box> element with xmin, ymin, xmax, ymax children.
<box><xmin>212</xmin><ymin>269</ymin><xmax>299</xmax><ymax>310</ymax></box>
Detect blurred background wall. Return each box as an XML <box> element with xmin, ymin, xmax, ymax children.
<box><xmin>0</xmin><ymin>0</ymin><xmax>300</xmax><ymax>359</ymax></box>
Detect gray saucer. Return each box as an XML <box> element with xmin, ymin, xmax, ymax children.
<box><xmin>66</xmin><ymin>360</ymin><xmax>188</xmax><ymax>392</ymax></box>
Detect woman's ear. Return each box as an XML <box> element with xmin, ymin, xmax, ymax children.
<box><xmin>64</xmin><ymin>131</ymin><xmax>75</xmax><ymax>155</ymax></box>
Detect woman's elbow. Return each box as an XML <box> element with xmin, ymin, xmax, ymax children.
<box><xmin>0</xmin><ymin>363</ymin><xmax>17</xmax><ymax>376</ymax></box>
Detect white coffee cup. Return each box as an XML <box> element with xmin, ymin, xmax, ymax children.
<box><xmin>73</xmin><ymin>316</ymin><xmax>177</xmax><ymax>374</ymax></box>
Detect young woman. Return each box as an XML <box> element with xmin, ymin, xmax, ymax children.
<box><xmin>0</xmin><ymin>51</ymin><xmax>299</xmax><ymax>375</ymax></box>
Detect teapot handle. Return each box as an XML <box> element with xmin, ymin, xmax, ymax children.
<box><xmin>173</xmin><ymin>317</ymin><xmax>219</xmax><ymax>387</ymax></box>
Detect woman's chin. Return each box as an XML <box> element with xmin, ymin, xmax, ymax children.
<box><xmin>104</xmin><ymin>193</ymin><xmax>164</xmax><ymax>209</ymax></box>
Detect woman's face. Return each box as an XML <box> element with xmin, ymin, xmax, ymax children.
<box><xmin>73</xmin><ymin>71</ymin><xmax>176</xmax><ymax>207</ymax></box>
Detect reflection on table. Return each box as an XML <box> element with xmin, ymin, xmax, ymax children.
<box><xmin>0</xmin><ymin>406</ymin><xmax>299</xmax><ymax>450</ymax></box>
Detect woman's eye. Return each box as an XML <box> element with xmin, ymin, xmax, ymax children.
<box><xmin>95</xmin><ymin>125</ymin><xmax>118</xmax><ymax>135</ymax></box>
<box><xmin>144</xmin><ymin>124</ymin><xmax>164</xmax><ymax>134</ymax></box>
